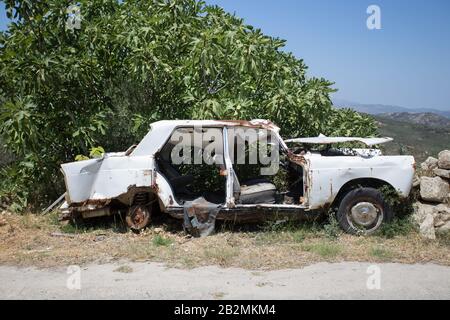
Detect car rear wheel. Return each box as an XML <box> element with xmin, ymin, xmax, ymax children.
<box><xmin>126</xmin><ymin>205</ymin><xmax>152</xmax><ymax>231</ymax></box>
<box><xmin>336</xmin><ymin>187</ymin><xmax>393</xmax><ymax>235</ymax></box>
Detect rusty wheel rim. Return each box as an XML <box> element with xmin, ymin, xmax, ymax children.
<box><xmin>126</xmin><ymin>205</ymin><xmax>151</xmax><ymax>230</ymax></box>
<box><xmin>347</xmin><ymin>201</ymin><xmax>383</xmax><ymax>234</ymax></box>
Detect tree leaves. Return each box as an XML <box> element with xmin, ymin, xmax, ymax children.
<box><xmin>0</xmin><ymin>0</ymin><xmax>377</xmax><ymax>209</ymax></box>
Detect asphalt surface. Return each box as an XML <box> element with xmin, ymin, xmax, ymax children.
<box><xmin>0</xmin><ymin>262</ymin><xmax>449</xmax><ymax>299</ymax></box>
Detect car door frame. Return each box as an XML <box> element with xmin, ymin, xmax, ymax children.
<box><xmin>222</xmin><ymin>126</ymin><xmax>308</xmax><ymax>211</ymax></box>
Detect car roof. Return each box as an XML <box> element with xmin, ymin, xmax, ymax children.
<box><xmin>150</xmin><ymin>119</ymin><xmax>278</xmax><ymax>129</ymax></box>
<box><xmin>131</xmin><ymin>119</ymin><xmax>280</xmax><ymax>156</ymax></box>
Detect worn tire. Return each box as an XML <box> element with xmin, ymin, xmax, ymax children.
<box><xmin>336</xmin><ymin>187</ymin><xmax>393</xmax><ymax>235</ymax></box>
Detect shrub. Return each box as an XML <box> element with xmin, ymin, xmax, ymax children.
<box><xmin>152</xmin><ymin>235</ymin><xmax>173</xmax><ymax>247</ymax></box>
<box><xmin>377</xmin><ymin>216</ymin><xmax>415</xmax><ymax>239</ymax></box>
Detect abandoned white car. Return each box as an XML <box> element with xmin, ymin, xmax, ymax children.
<box><xmin>60</xmin><ymin>119</ymin><xmax>415</xmax><ymax>236</ymax></box>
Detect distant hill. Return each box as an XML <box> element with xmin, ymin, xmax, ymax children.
<box><xmin>333</xmin><ymin>98</ymin><xmax>450</xmax><ymax>119</ymax></box>
<box><xmin>331</xmin><ymin>99</ymin><xmax>450</xmax><ymax>161</ymax></box>
<box><xmin>372</xmin><ymin>115</ymin><xmax>450</xmax><ymax>162</ymax></box>
<box><xmin>378</xmin><ymin>112</ymin><xmax>450</xmax><ymax>129</ymax></box>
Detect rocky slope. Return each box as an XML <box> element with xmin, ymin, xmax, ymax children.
<box><xmin>378</xmin><ymin>112</ymin><xmax>450</xmax><ymax>129</ymax></box>
<box><xmin>374</xmin><ymin>115</ymin><xmax>450</xmax><ymax>162</ymax></box>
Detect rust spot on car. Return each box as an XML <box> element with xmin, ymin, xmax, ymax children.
<box><xmin>220</xmin><ymin>119</ymin><xmax>280</xmax><ymax>131</ymax></box>
<box><xmin>286</xmin><ymin>150</ymin><xmax>306</xmax><ymax>165</ymax></box>
<box><xmin>75</xmin><ymin>199</ymin><xmax>111</xmax><ymax>207</ymax></box>
<box><xmin>151</xmin><ymin>171</ymin><xmax>159</xmax><ymax>192</ymax></box>
<box><xmin>143</xmin><ymin>170</ymin><xmax>152</xmax><ymax>176</ymax></box>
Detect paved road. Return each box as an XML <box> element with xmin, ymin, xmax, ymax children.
<box><xmin>0</xmin><ymin>262</ymin><xmax>449</xmax><ymax>299</ymax></box>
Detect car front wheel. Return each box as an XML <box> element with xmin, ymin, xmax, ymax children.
<box><xmin>336</xmin><ymin>187</ymin><xmax>393</xmax><ymax>235</ymax></box>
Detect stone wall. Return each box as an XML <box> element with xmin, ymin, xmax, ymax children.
<box><xmin>413</xmin><ymin>150</ymin><xmax>450</xmax><ymax>239</ymax></box>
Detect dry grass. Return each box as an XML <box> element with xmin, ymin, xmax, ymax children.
<box><xmin>0</xmin><ymin>211</ymin><xmax>449</xmax><ymax>270</ymax></box>
<box><xmin>113</xmin><ymin>265</ymin><xmax>134</xmax><ymax>273</ymax></box>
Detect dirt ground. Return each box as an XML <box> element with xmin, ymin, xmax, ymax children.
<box><xmin>0</xmin><ymin>211</ymin><xmax>449</xmax><ymax>270</ymax></box>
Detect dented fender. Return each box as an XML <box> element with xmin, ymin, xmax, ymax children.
<box><xmin>61</xmin><ymin>155</ymin><xmax>154</xmax><ymax>204</ymax></box>
<box><xmin>304</xmin><ymin>154</ymin><xmax>415</xmax><ymax>210</ymax></box>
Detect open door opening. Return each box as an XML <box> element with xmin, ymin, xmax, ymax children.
<box><xmin>156</xmin><ymin>127</ymin><xmax>226</xmax><ymax>205</ymax></box>
<box><xmin>226</xmin><ymin>127</ymin><xmax>306</xmax><ymax>206</ymax></box>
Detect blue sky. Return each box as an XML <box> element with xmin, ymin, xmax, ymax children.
<box><xmin>1</xmin><ymin>1</ymin><xmax>449</xmax><ymax>110</ymax></box>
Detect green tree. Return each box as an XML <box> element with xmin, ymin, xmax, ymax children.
<box><xmin>0</xmin><ymin>0</ymin><xmax>377</xmax><ymax>209</ymax></box>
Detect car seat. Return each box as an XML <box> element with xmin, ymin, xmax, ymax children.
<box><xmin>237</xmin><ymin>178</ymin><xmax>277</xmax><ymax>204</ymax></box>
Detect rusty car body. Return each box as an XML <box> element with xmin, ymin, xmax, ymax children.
<box><xmin>60</xmin><ymin>119</ymin><xmax>415</xmax><ymax>235</ymax></box>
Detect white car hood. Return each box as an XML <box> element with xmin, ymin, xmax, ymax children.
<box><xmin>285</xmin><ymin>135</ymin><xmax>393</xmax><ymax>147</ymax></box>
